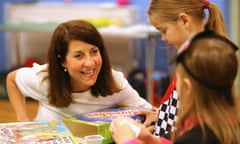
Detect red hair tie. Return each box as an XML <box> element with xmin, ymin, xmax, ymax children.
<box><xmin>204</xmin><ymin>0</ymin><xmax>210</xmax><ymax>9</ymax></box>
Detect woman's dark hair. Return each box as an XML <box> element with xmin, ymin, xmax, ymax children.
<box><xmin>44</xmin><ymin>19</ymin><xmax>121</xmax><ymax>107</ymax></box>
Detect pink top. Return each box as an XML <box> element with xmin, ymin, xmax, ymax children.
<box><xmin>123</xmin><ymin>137</ymin><xmax>173</xmax><ymax>144</ymax></box>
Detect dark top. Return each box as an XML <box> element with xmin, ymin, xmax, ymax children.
<box><xmin>174</xmin><ymin>125</ymin><xmax>220</xmax><ymax>144</ymax></box>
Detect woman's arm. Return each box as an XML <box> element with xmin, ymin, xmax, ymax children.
<box><xmin>6</xmin><ymin>70</ymin><xmax>30</xmax><ymax>121</ymax></box>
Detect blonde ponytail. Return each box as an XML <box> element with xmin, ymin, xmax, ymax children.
<box><xmin>205</xmin><ymin>3</ymin><xmax>227</xmax><ymax>38</ymax></box>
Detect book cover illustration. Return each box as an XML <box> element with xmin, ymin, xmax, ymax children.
<box><xmin>0</xmin><ymin>120</ymin><xmax>78</xmax><ymax>144</ymax></box>
<box><xmin>75</xmin><ymin>107</ymin><xmax>151</xmax><ymax>124</ymax></box>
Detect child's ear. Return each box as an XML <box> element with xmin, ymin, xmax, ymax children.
<box><xmin>178</xmin><ymin>12</ymin><xmax>191</xmax><ymax>29</ymax></box>
<box><xmin>183</xmin><ymin>78</ymin><xmax>192</xmax><ymax>96</ymax></box>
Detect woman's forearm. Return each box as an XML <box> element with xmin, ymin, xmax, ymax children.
<box><xmin>6</xmin><ymin>70</ymin><xmax>29</xmax><ymax>121</ymax></box>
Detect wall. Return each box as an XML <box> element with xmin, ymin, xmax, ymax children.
<box><xmin>0</xmin><ymin>0</ymin><xmax>231</xmax><ymax>72</ymax></box>
<box><xmin>0</xmin><ymin>0</ymin><xmax>151</xmax><ymax>72</ymax></box>
<box><xmin>4</xmin><ymin>2</ymin><xmax>142</xmax><ymax>74</ymax></box>
<box><xmin>230</xmin><ymin>0</ymin><xmax>240</xmax><ymax>97</ymax></box>
<box><xmin>0</xmin><ymin>1</ymin><xmax>6</xmax><ymax>72</ymax></box>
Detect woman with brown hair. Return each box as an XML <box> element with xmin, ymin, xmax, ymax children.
<box><xmin>6</xmin><ymin>19</ymin><xmax>152</xmax><ymax>121</ymax></box>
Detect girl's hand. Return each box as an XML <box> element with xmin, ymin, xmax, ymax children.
<box><xmin>110</xmin><ymin>117</ymin><xmax>162</xmax><ymax>144</ymax></box>
<box><xmin>110</xmin><ymin>117</ymin><xmax>142</xmax><ymax>144</ymax></box>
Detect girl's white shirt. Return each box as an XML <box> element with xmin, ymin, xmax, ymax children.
<box><xmin>15</xmin><ymin>63</ymin><xmax>152</xmax><ymax>121</ymax></box>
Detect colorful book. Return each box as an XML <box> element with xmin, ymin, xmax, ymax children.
<box><xmin>63</xmin><ymin>107</ymin><xmax>153</xmax><ymax>144</ymax></box>
<box><xmin>0</xmin><ymin>120</ymin><xmax>78</xmax><ymax>144</ymax></box>
<box><xmin>75</xmin><ymin>107</ymin><xmax>148</xmax><ymax>123</ymax></box>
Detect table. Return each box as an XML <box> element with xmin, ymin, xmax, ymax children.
<box><xmin>0</xmin><ymin>22</ymin><xmax>160</xmax><ymax>104</ymax></box>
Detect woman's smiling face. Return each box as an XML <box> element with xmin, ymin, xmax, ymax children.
<box><xmin>62</xmin><ymin>40</ymin><xmax>102</xmax><ymax>92</ymax></box>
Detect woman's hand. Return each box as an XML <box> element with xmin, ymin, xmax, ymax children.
<box><xmin>136</xmin><ymin>109</ymin><xmax>158</xmax><ymax>131</ymax></box>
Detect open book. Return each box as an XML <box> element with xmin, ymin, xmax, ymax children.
<box><xmin>0</xmin><ymin>120</ymin><xmax>78</xmax><ymax>144</ymax></box>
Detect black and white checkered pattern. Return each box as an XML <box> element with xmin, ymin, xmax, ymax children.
<box><xmin>153</xmin><ymin>90</ymin><xmax>179</xmax><ymax>138</ymax></box>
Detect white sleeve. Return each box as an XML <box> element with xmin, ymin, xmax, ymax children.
<box><xmin>15</xmin><ymin>64</ymin><xmax>48</xmax><ymax>101</ymax></box>
<box><xmin>112</xmin><ymin>70</ymin><xmax>152</xmax><ymax>109</ymax></box>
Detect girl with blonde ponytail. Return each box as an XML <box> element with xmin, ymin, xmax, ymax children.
<box><xmin>111</xmin><ymin>1</ymin><xmax>239</xmax><ymax>144</ymax></box>
<box><xmin>137</xmin><ymin>0</ymin><xmax>230</xmax><ymax>138</ymax></box>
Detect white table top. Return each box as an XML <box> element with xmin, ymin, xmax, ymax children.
<box><xmin>0</xmin><ymin>22</ymin><xmax>160</xmax><ymax>39</ymax></box>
